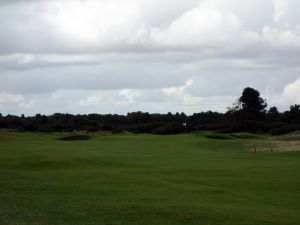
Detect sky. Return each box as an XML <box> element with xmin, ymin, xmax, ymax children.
<box><xmin>0</xmin><ymin>0</ymin><xmax>300</xmax><ymax>115</ymax></box>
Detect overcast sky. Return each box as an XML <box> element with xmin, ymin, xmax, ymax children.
<box><xmin>0</xmin><ymin>0</ymin><xmax>300</xmax><ymax>115</ymax></box>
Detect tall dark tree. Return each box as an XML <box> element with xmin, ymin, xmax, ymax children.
<box><xmin>239</xmin><ymin>87</ymin><xmax>267</xmax><ymax>114</ymax></box>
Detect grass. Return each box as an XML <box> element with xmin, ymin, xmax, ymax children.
<box><xmin>0</xmin><ymin>132</ymin><xmax>299</xmax><ymax>225</ymax></box>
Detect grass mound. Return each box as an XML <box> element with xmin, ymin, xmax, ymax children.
<box><xmin>58</xmin><ymin>134</ymin><xmax>91</xmax><ymax>141</ymax></box>
<box><xmin>231</xmin><ymin>133</ymin><xmax>260</xmax><ymax>139</ymax></box>
<box><xmin>204</xmin><ymin>133</ymin><xmax>261</xmax><ymax>140</ymax></box>
<box><xmin>204</xmin><ymin>134</ymin><xmax>233</xmax><ymax>140</ymax></box>
<box><xmin>277</xmin><ymin>131</ymin><xmax>300</xmax><ymax>141</ymax></box>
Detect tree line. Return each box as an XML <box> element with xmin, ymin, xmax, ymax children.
<box><xmin>0</xmin><ymin>87</ymin><xmax>299</xmax><ymax>135</ymax></box>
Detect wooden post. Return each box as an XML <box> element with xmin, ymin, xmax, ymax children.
<box><xmin>270</xmin><ymin>141</ymin><xmax>274</xmax><ymax>152</ymax></box>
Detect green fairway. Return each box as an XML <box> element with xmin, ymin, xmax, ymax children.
<box><xmin>0</xmin><ymin>132</ymin><xmax>299</xmax><ymax>225</ymax></box>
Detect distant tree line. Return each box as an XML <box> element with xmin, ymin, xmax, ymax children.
<box><xmin>0</xmin><ymin>87</ymin><xmax>299</xmax><ymax>135</ymax></box>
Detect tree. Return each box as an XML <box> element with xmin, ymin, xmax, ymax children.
<box><xmin>290</xmin><ymin>104</ymin><xmax>300</xmax><ymax>113</ymax></box>
<box><xmin>239</xmin><ymin>87</ymin><xmax>267</xmax><ymax>114</ymax></box>
<box><xmin>267</xmin><ymin>106</ymin><xmax>280</xmax><ymax>122</ymax></box>
<box><xmin>287</xmin><ymin>104</ymin><xmax>300</xmax><ymax>123</ymax></box>
<box><xmin>268</xmin><ymin>106</ymin><xmax>279</xmax><ymax>114</ymax></box>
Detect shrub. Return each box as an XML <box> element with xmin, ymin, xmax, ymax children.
<box><xmin>58</xmin><ymin>135</ymin><xmax>91</xmax><ymax>141</ymax></box>
<box><xmin>153</xmin><ymin>123</ymin><xmax>186</xmax><ymax>135</ymax></box>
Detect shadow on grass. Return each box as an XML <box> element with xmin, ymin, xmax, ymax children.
<box><xmin>58</xmin><ymin>135</ymin><xmax>91</xmax><ymax>141</ymax></box>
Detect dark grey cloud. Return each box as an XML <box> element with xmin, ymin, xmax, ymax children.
<box><xmin>0</xmin><ymin>0</ymin><xmax>40</xmax><ymax>5</ymax></box>
<box><xmin>0</xmin><ymin>63</ymin><xmax>186</xmax><ymax>94</ymax></box>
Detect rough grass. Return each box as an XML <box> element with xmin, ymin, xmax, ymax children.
<box><xmin>246</xmin><ymin>132</ymin><xmax>300</xmax><ymax>152</ymax></box>
<box><xmin>0</xmin><ymin>132</ymin><xmax>299</xmax><ymax>225</ymax></box>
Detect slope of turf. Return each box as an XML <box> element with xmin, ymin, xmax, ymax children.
<box><xmin>0</xmin><ymin>132</ymin><xmax>299</xmax><ymax>225</ymax></box>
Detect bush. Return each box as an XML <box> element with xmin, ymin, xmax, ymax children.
<box><xmin>101</xmin><ymin>124</ymin><xmax>113</xmax><ymax>131</ymax></box>
<box><xmin>153</xmin><ymin>123</ymin><xmax>186</xmax><ymax>135</ymax></box>
<box><xmin>21</xmin><ymin>124</ymin><xmax>38</xmax><ymax>132</ymax></box>
<box><xmin>36</xmin><ymin>125</ymin><xmax>54</xmax><ymax>132</ymax></box>
<box><xmin>127</xmin><ymin>122</ymin><xmax>166</xmax><ymax>134</ymax></box>
<box><xmin>270</xmin><ymin>125</ymin><xmax>300</xmax><ymax>135</ymax></box>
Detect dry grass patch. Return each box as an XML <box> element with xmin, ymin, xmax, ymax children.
<box><xmin>247</xmin><ymin>140</ymin><xmax>300</xmax><ymax>153</ymax></box>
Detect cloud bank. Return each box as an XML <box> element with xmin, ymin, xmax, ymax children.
<box><xmin>0</xmin><ymin>0</ymin><xmax>299</xmax><ymax>115</ymax></box>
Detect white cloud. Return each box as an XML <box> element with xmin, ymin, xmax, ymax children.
<box><xmin>280</xmin><ymin>78</ymin><xmax>300</xmax><ymax>105</ymax></box>
<box><xmin>0</xmin><ymin>0</ymin><xmax>299</xmax><ymax>54</ymax></box>
<box><xmin>0</xmin><ymin>92</ymin><xmax>24</xmax><ymax>104</ymax></box>
<box><xmin>79</xmin><ymin>96</ymin><xmax>100</xmax><ymax>107</ymax></box>
<box><xmin>262</xmin><ymin>26</ymin><xmax>300</xmax><ymax>50</ymax></box>
<box><xmin>119</xmin><ymin>89</ymin><xmax>140</xmax><ymax>103</ymax></box>
<box><xmin>0</xmin><ymin>92</ymin><xmax>35</xmax><ymax>112</ymax></box>
<box><xmin>44</xmin><ymin>0</ymin><xmax>145</xmax><ymax>47</ymax></box>
<box><xmin>162</xmin><ymin>80</ymin><xmax>193</xmax><ymax>96</ymax></box>
<box><xmin>79</xmin><ymin>89</ymin><xmax>141</xmax><ymax>108</ymax></box>
<box><xmin>272</xmin><ymin>0</ymin><xmax>300</xmax><ymax>25</ymax></box>
<box><xmin>19</xmin><ymin>100</ymin><xmax>35</xmax><ymax>108</ymax></box>
<box><xmin>150</xmin><ymin>2</ymin><xmax>259</xmax><ymax>49</ymax></box>
<box><xmin>273</xmin><ymin>0</ymin><xmax>288</xmax><ymax>22</ymax></box>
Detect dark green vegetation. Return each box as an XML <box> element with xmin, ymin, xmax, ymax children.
<box><xmin>0</xmin><ymin>132</ymin><xmax>300</xmax><ymax>225</ymax></box>
<box><xmin>1</xmin><ymin>88</ymin><xmax>300</xmax><ymax>135</ymax></box>
<box><xmin>58</xmin><ymin>134</ymin><xmax>91</xmax><ymax>141</ymax></box>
